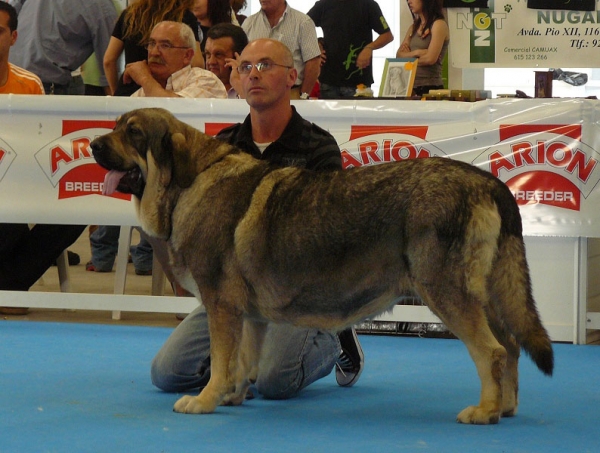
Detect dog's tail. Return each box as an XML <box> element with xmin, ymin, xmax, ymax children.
<box><xmin>489</xmin><ymin>184</ymin><xmax>554</xmax><ymax>376</ymax></box>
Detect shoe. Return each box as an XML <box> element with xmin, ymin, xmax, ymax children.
<box><xmin>85</xmin><ymin>261</ymin><xmax>111</xmax><ymax>272</ymax></box>
<box><xmin>135</xmin><ymin>268</ymin><xmax>152</xmax><ymax>276</ymax></box>
<box><xmin>335</xmin><ymin>327</ymin><xmax>364</xmax><ymax>387</ymax></box>
<box><xmin>67</xmin><ymin>251</ymin><xmax>80</xmax><ymax>266</ymax></box>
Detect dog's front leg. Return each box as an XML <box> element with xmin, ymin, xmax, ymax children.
<box><xmin>173</xmin><ymin>306</ymin><xmax>243</xmax><ymax>414</ymax></box>
<box><xmin>222</xmin><ymin>319</ymin><xmax>268</xmax><ymax>406</ymax></box>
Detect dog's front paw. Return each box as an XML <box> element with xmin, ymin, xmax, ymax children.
<box><xmin>173</xmin><ymin>395</ymin><xmax>216</xmax><ymax>414</ymax></box>
<box><xmin>456</xmin><ymin>405</ymin><xmax>500</xmax><ymax>424</ymax></box>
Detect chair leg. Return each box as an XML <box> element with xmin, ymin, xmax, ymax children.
<box><xmin>151</xmin><ymin>253</ymin><xmax>166</xmax><ymax>296</ymax></box>
<box><xmin>56</xmin><ymin>250</ymin><xmax>71</xmax><ymax>293</ymax></box>
<box><xmin>112</xmin><ymin>225</ymin><xmax>133</xmax><ymax>320</ymax></box>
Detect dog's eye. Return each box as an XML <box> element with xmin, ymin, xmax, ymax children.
<box><xmin>128</xmin><ymin>125</ymin><xmax>143</xmax><ymax>136</ymax></box>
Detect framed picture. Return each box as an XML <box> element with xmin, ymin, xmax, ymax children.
<box><xmin>379</xmin><ymin>58</ymin><xmax>418</xmax><ymax>98</ymax></box>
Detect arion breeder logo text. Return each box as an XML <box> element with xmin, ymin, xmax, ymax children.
<box><xmin>473</xmin><ymin>124</ymin><xmax>600</xmax><ymax>211</ymax></box>
<box><xmin>34</xmin><ymin>120</ymin><xmax>130</xmax><ymax>200</ymax></box>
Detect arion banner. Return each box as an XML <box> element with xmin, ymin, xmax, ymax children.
<box><xmin>448</xmin><ymin>1</ymin><xmax>600</xmax><ymax>68</ymax></box>
<box><xmin>1</xmin><ymin>95</ymin><xmax>600</xmax><ymax>237</ymax></box>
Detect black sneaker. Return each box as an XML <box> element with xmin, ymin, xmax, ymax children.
<box><xmin>335</xmin><ymin>327</ymin><xmax>364</xmax><ymax>387</ymax></box>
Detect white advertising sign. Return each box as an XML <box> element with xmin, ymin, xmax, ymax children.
<box><xmin>448</xmin><ymin>1</ymin><xmax>600</xmax><ymax>68</ymax></box>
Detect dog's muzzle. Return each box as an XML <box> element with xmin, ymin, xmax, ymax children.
<box><xmin>90</xmin><ymin>138</ymin><xmax>146</xmax><ymax>199</ymax></box>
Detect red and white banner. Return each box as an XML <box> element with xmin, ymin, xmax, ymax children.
<box><xmin>1</xmin><ymin>94</ymin><xmax>600</xmax><ymax>237</ymax></box>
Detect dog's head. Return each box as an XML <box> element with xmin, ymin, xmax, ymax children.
<box><xmin>90</xmin><ymin>108</ymin><xmax>197</xmax><ymax>199</ymax></box>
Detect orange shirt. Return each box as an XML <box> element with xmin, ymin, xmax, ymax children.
<box><xmin>0</xmin><ymin>63</ymin><xmax>44</xmax><ymax>94</ymax></box>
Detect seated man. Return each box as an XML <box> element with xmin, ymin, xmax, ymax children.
<box><xmin>151</xmin><ymin>38</ymin><xmax>364</xmax><ymax>400</ymax></box>
<box><xmin>88</xmin><ymin>21</ymin><xmax>228</xmax><ymax>274</ymax></box>
<box><xmin>0</xmin><ymin>2</ymin><xmax>85</xmax><ymax>314</ymax></box>
<box><xmin>204</xmin><ymin>23</ymin><xmax>248</xmax><ymax>98</ymax></box>
<box><xmin>124</xmin><ymin>20</ymin><xmax>227</xmax><ymax>98</ymax></box>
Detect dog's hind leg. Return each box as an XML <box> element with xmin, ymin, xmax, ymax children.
<box><xmin>222</xmin><ymin>319</ymin><xmax>268</xmax><ymax>406</ymax></box>
<box><xmin>484</xmin><ymin>297</ymin><xmax>520</xmax><ymax>417</ymax></box>
<box><xmin>173</xmin><ymin>300</ymin><xmax>243</xmax><ymax>414</ymax></box>
<box><xmin>417</xmin><ymin>282</ymin><xmax>507</xmax><ymax>425</ymax></box>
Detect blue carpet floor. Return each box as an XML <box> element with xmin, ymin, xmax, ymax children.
<box><xmin>1</xmin><ymin>321</ymin><xmax>599</xmax><ymax>453</ymax></box>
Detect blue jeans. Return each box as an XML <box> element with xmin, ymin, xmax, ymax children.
<box><xmin>151</xmin><ymin>304</ymin><xmax>339</xmax><ymax>399</ymax></box>
<box><xmin>320</xmin><ymin>83</ymin><xmax>358</xmax><ymax>99</ymax></box>
<box><xmin>89</xmin><ymin>225</ymin><xmax>153</xmax><ymax>272</ymax></box>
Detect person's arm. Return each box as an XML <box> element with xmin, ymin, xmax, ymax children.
<box><xmin>355</xmin><ymin>30</ymin><xmax>394</xmax><ymax>69</ymax></box>
<box><xmin>89</xmin><ymin>1</ymin><xmax>119</xmax><ymax>90</ymax></box>
<box><xmin>225</xmin><ymin>53</ymin><xmax>243</xmax><ymax>98</ymax></box>
<box><xmin>396</xmin><ymin>20</ymin><xmax>448</xmax><ymax>66</ymax></box>
<box><xmin>414</xmin><ymin>20</ymin><xmax>448</xmax><ymax>66</ymax></box>
<box><xmin>103</xmin><ymin>36</ymin><xmax>125</xmax><ymax>95</ymax></box>
<box><xmin>191</xmin><ymin>41</ymin><xmax>205</xmax><ymax>68</ymax></box>
<box><xmin>123</xmin><ymin>61</ymin><xmax>178</xmax><ymax>97</ymax></box>
<box><xmin>396</xmin><ymin>26</ymin><xmax>414</xmax><ymax>58</ymax></box>
<box><xmin>300</xmin><ymin>56</ymin><xmax>321</xmax><ymax>97</ymax></box>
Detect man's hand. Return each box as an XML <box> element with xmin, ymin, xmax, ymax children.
<box><xmin>123</xmin><ymin>60</ymin><xmax>154</xmax><ymax>86</ymax></box>
<box><xmin>356</xmin><ymin>47</ymin><xmax>372</xmax><ymax>69</ymax></box>
<box><xmin>225</xmin><ymin>52</ymin><xmax>243</xmax><ymax>98</ymax></box>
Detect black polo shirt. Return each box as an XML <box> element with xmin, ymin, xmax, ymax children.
<box><xmin>216</xmin><ymin>106</ymin><xmax>342</xmax><ymax>172</ymax></box>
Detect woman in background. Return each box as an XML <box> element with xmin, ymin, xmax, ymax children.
<box><xmin>396</xmin><ymin>0</ymin><xmax>448</xmax><ymax>96</ymax></box>
<box><xmin>103</xmin><ymin>0</ymin><xmax>203</xmax><ymax>96</ymax></box>
<box><xmin>191</xmin><ymin>0</ymin><xmax>236</xmax><ymax>52</ymax></box>
<box><xmin>230</xmin><ymin>0</ymin><xmax>247</xmax><ymax>25</ymax></box>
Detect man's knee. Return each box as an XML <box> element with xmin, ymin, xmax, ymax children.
<box><xmin>150</xmin><ymin>353</ymin><xmax>177</xmax><ymax>392</ymax></box>
<box><xmin>255</xmin><ymin>366</ymin><xmax>303</xmax><ymax>400</ymax></box>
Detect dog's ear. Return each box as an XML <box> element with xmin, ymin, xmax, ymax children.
<box><xmin>146</xmin><ymin>120</ymin><xmax>195</xmax><ymax>189</ymax></box>
<box><xmin>169</xmin><ymin>132</ymin><xmax>197</xmax><ymax>189</ymax></box>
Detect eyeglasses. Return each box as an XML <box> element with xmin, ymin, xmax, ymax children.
<box><xmin>237</xmin><ymin>61</ymin><xmax>293</xmax><ymax>75</ymax></box>
<box><xmin>145</xmin><ymin>41</ymin><xmax>190</xmax><ymax>52</ymax></box>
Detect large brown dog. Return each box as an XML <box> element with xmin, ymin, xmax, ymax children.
<box><xmin>90</xmin><ymin>108</ymin><xmax>553</xmax><ymax>424</ymax></box>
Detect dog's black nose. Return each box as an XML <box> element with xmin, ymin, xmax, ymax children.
<box><xmin>90</xmin><ymin>139</ymin><xmax>103</xmax><ymax>154</ymax></box>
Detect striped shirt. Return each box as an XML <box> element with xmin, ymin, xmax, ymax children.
<box><xmin>0</xmin><ymin>63</ymin><xmax>45</xmax><ymax>94</ymax></box>
<box><xmin>242</xmin><ymin>5</ymin><xmax>321</xmax><ymax>87</ymax></box>
<box><xmin>132</xmin><ymin>66</ymin><xmax>227</xmax><ymax>99</ymax></box>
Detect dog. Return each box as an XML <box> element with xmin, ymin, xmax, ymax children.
<box><xmin>90</xmin><ymin>107</ymin><xmax>553</xmax><ymax>425</ymax></box>
<box><xmin>387</xmin><ymin>66</ymin><xmax>409</xmax><ymax>97</ymax></box>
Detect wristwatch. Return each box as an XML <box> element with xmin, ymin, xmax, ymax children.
<box><xmin>300</xmin><ymin>92</ymin><xmax>310</xmax><ymax>100</ymax></box>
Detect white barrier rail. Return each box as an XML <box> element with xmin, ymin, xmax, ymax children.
<box><xmin>1</xmin><ymin>95</ymin><xmax>597</xmax><ymax>342</ymax></box>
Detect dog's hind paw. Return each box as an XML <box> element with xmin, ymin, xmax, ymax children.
<box><xmin>173</xmin><ymin>395</ymin><xmax>216</xmax><ymax>414</ymax></box>
<box><xmin>456</xmin><ymin>405</ymin><xmax>501</xmax><ymax>425</ymax></box>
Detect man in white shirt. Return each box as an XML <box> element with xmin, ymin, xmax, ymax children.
<box><xmin>242</xmin><ymin>0</ymin><xmax>320</xmax><ymax>100</ymax></box>
<box><xmin>125</xmin><ymin>21</ymin><xmax>226</xmax><ymax>99</ymax></box>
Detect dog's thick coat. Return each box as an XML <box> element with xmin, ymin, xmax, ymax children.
<box><xmin>91</xmin><ymin>108</ymin><xmax>553</xmax><ymax>424</ymax></box>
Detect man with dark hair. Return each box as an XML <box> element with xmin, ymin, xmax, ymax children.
<box><xmin>204</xmin><ymin>23</ymin><xmax>248</xmax><ymax>97</ymax></box>
<box><xmin>308</xmin><ymin>0</ymin><xmax>393</xmax><ymax>99</ymax></box>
